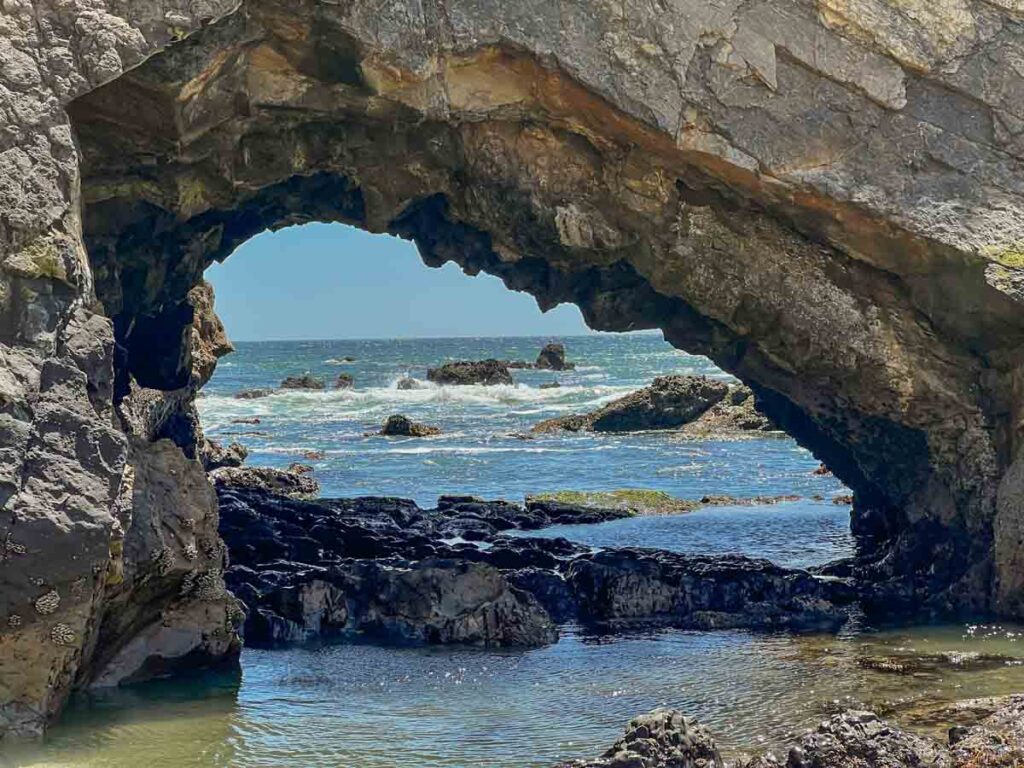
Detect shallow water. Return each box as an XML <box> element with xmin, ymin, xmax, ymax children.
<box><xmin>7</xmin><ymin>335</ymin><xmax>1018</xmax><ymax>767</ymax></box>
<box><xmin>10</xmin><ymin>624</ymin><xmax>1024</xmax><ymax>768</ymax></box>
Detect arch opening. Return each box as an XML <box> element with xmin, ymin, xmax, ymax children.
<box><xmin>5</xmin><ymin>0</ymin><xmax>1024</xmax><ymax>745</ymax></box>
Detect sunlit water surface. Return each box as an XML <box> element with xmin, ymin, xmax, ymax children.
<box><xmin>7</xmin><ymin>336</ymin><xmax>1021</xmax><ymax>767</ymax></box>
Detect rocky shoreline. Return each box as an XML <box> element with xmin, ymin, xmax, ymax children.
<box><xmin>215</xmin><ymin>470</ymin><xmax>855</xmax><ymax>649</ymax></box>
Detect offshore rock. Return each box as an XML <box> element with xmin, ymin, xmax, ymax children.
<box><xmin>533</xmin><ymin>376</ymin><xmax>730</xmax><ymax>433</ymax></box>
<box><xmin>536</xmin><ymin>343</ymin><xmax>575</xmax><ymax>371</ymax></box>
<box><xmin>234</xmin><ymin>388</ymin><xmax>273</xmax><ymax>400</ymax></box>
<box><xmin>280</xmin><ymin>375</ymin><xmax>325</xmax><ymax>391</ymax></box>
<box><xmin>680</xmin><ymin>386</ymin><xmax>779</xmax><ymax>438</ymax></box>
<box><xmin>427</xmin><ymin>360</ymin><xmax>514</xmax><ymax>386</ymax></box>
<box><xmin>334</xmin><ymin>373</ymin><xmax>354</xmax><ymax>389</ymax></box>
<box><xmin>379</xmin><ymin>414</ymin><xmax>442</xmax><ymax>437</ymax></box>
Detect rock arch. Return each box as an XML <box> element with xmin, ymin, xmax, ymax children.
<box><xmin>2</xmin><ymin>0</ymin><xmax>1024</xmax><ymax>739</ymax></box>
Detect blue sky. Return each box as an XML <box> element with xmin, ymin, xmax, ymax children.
<box><xmin>206</xmin><ymin>222</ymin><xmax>595</xmax><ymax>341</ymax></box>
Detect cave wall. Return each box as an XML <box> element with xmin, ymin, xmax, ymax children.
<box><xmin>1</xmin><ymin>0</ymin><xmax>1024</xmax><ymax>739</ymax></box>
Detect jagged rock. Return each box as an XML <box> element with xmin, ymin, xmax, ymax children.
<box><xmin>782</xmin><ymin>711</ymin><xmax>951</xmax><ymax>768</ymax></box>
<box><xmin>234</xmin><ymin>389</ymin><xmax>273</xmax><ymax>400</ymax></box>
<box><xmin>540</xmin><ymin>381</ymin><xmax>561</xmax><ymax>389</ymax></box>
<box><xmin>201</xmin><ymin>439</ymin><xmax>248</xmax><ymax>471</ymax></box>
<box><xmin>334</xmin><ymin>373</ymin><xmax>354</xmax><ymax>389</ymax></box>
<box><xmin>427</xmin><ymin>360</ymin><xmax>513</xmax><ymax>386</ymax></box>
<box><xmin>558</xmin><ymin>708</ymin><xmax>723</xmax><ymax>768</ymax></box>
<box><xmin>534</xmin><ymin>376</ymin><xmax>730</xmax><ymax>433</ymax></box>
<box><xmin>280</xmin><ymin>374</ymin><xmax>325</xmax><ymax>390</ymax></box>
<box><xmin>379</xmin><ymin>414</ymin><xmax>441</xmax><ymax>437</ymax></box>
<box><xmin>536</xmin><ymin>342</ymin><xmax>575</xmax><ymax>371</ymax></box>
<box><xmin>211</xmin><ymin>466</ymin><xmax>320</xmax><ymax>499</ymax></box>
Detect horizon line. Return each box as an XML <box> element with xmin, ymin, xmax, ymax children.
<box><xmin>228</xmin><ymin>330</ymin><xmax>663</xmax><ymax>343</ymax></box>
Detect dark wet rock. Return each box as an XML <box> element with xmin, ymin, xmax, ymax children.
<box><xmin>396</xmin><ymin>377</ymin><xmax>422</xmax><ymax>390</ymax></box>
<box><xmin>234</xmin><ymin>388</ymin><xmax>273</xmax><ymax>400</ymax></box>
<box><xmin>211</xmin><ymin>466</ymin><xmax>320</xmax><ymax>499</ymax></box>
<box><xmin>335</xmin><ymin>373</ymin><xmax>354</xmax><ymax>389</ymax></box>
<box><xmin>566</xmin><ymin>549</ymin><xmax>853</xmax><ymax>632</ymax></box>
<box><xmin>427</xmin><ymin>359</ymin><xmax>513</xmax><ymax>386</ymax></box>
<box><xmin>507</xmin><ymin>360</ymin><xmax>534</xmax><ymax>369</ymax></box>
<box><xmin>533</xmin><ymin>376</ymin><xmax>729</xmax><ymax>433</ymax></box>
<box><xmin>231</xmin><ymin>558</ymin><xmax>558</xmax><ymax>649</ymax></box>
<box><xmin>536</xmin><ymin>342</ymin><xmax>575</xmax><ymax>371</ymax></box>
<box><xmin>783</xmin><ymin>711</ymin><xmax>951</xmax><ymax>768</ymax></box>
<box><xmin>232</xmin><ymin>417</ymin><xmax>262</xmax><ymax>425</ymax></box>
<box><xmin>280</xmin><ymin>374</ymin><xmax>325</xmax><ymax>390</ymax></box>
<box><xmin>558</xmin><ymin>708</ymin><xmax>723</xmax><ymax>768</ymax></box>
<box><xmin>201</xmin><ymin>439</ymin><xmax>248</xmax><ymax>471</ymax></box>
<box><xmin>540</xmin><ymin>381</ymin><xmax>562</xmax><ymax>389</ymax></box>
<box><xmin>379</xmin><ymin>414</ymin><xmax>441</xmax><ymax>437</ymax></box>
<box><xmin>287</xmin><ymin>463</ymin><xmax>314</xmax><ymax>474</ymax></box>
<box><xmin>509</xmin><ymin>568</ymin><xmax>579</xmax><ymax>623</ymax></box>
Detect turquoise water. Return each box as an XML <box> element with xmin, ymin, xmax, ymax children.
<box><xmin>198</xmin><ymin>335</ymin><xmax>848</xmax><ymax>508</ymax></box>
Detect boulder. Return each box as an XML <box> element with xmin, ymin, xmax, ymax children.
<box><xmin>396</xmin><ymin>377</ymin><xmax>422</xmax><ymax>390</ymax></box>
<box><xmin>280</xmin><ymin>374</ymin><xmax>325</xmax><ymax>390</ymax></box>
<box><xmin>335</xmin><ymin>373</ymin><xmax>354</xmax><ymax>389</ymax></box>
<box><xmin>379</xmin><ymin>414</ymin><xmax>441</xmax><ymax>437</ymax></box>
<box><xmin>536</xmin><ymin>342</ymin><xmax>575</xmax><ymax>371</ymax></box>
<box><xmin>427</xmin><ymin>360</ymin><xmax>514</xmax><ymax>386</ymax></box>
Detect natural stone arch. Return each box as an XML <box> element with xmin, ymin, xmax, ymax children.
<box><xmin>2</xmin><ymin>0</ymin><xmax>1024</xmax><ymax>740</ymax></box>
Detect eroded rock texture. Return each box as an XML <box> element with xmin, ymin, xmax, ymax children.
<box><xmin>2</xmin><ymin>0</ymin><xmax>1024</xmax><ymax>740</ymax></box>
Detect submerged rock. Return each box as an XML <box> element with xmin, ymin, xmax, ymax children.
<box><xmin>427</xmin><ymin>360</ymin><xmax>514</xmax><ymax>386</ymax></box>
<box><xmin>379</xmin><ymin>414</ymin><xmax>441</xmax><ymax>437</ymax></box>
<box><xmin>280</xmin><ymin>374</ymin><xmax>325</xmax><ymax>390</ymax></box>
<box><xmin>536</xmin><ymin>342</ymin><xmax>575</xmax><ymax>371</ymax></box>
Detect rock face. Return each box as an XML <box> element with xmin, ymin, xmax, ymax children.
<box><xmin>379</xmin><ymin>414</ymin><xmax>441</xmax><ymax>437</ymax></box>
<box><xmin>536</xmin><ymin>343</ymin><xmax>574</xmax><ymax>371</ymax></box>
<box><xmin>427</xmin><ymin>360</ymin><xmax>514</xmax><ymax>386</ymax></box>
<box><xmin>4</xmin><ymin>0</ymin><xmax>1024</xmax><ymax>739</ymax></box>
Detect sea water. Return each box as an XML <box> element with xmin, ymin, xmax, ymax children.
<box><xmin>8</xmin><ymin>335</ymin><xmax>1023</xmax><ymax>767</ymax></box>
